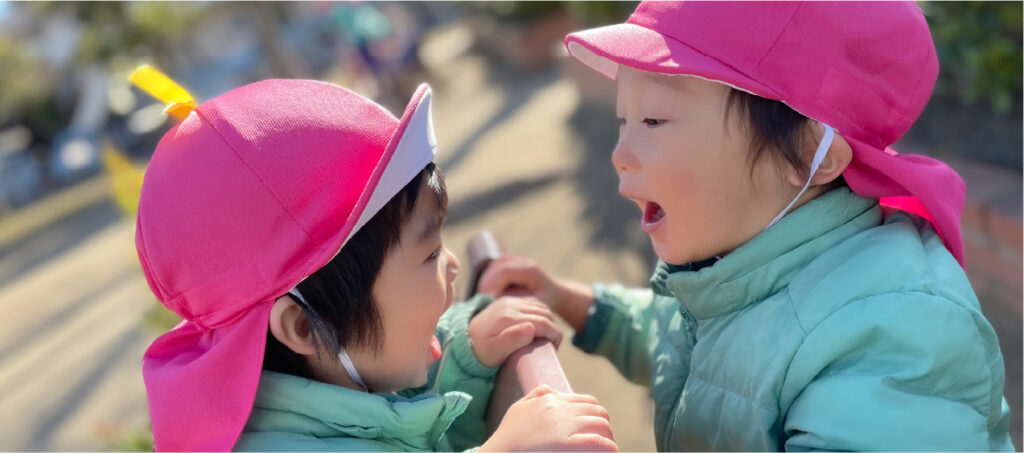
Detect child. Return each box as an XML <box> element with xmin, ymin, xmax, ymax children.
<box><xmin>478</xmin><ymin>2</ymin><xmax>1014</xmax><ymax>451</ymax></box>
<box><xmin>132</xmin><ymin>70</ymin><xmax>617</xmax><ymax>452</ymax></box>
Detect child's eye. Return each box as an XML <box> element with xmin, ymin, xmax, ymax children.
<box><xmin>642</xmin><ymin>118</ymin><xmax>665</xmax><ymax>128</ymax></box>
<box><xmin>617</xmin><ymin>117</ymin><xmax>626</xmax><ymax>127</ymax></box>
<box><xmin>425</xmin><ymin>246</ymin><xmax>442</xmax><ymax>262</ymax></box>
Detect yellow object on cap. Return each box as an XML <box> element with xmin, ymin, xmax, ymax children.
<box><xmin>129</xmin><ymin>65</ymin><xmax>197</xmax><ymax>121</ymax></box>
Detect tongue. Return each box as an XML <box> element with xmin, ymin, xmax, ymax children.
<box><xmin>430</xmin><ymin>335</ymin><xmax>442</xmax><ymax>360</ymax></box>
<box><xmin>645</xmin><ymin>202</ymin><xmax>665</xmax><ymax>224</ymax></box>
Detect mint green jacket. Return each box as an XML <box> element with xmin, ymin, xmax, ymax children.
<box><xmin>235</xmin><ymin>295</ymin><xmax>496</xmax><ymax>451</ymax></box>
<box><xmin>575</xmin><ymin>187</ymin><xmax>1013</xmax><ymax>451</ymax></box>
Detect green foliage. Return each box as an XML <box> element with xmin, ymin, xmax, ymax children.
<box><xmin>96</xmin><ymin>421</ymin><xmax>154</xmax><ymax>452</ymax></box>
<box><xmin>462</xmin><ymin>1</ymin><xmax>634</xmax><ymax>27</ymax></box>
<box><xmin>923</xmin><ymin>2</ymin><xmax>1023</xmax><ymax>115</ymax></box>
<box><xmin>27</xmin><ymin>2</ymin><xmax>209</xmax><ymax>65</ymax></box>
<box><xmin>563</xmin><ymin>2</ymin><xmax>636</xmax><ymax>27</ymax></box>
<box><xmin>142</xmin><ymin>301</ymin><xmax>182</xmax><ymax>334</ymax></box>
<box><xmin>464</xmin><ymin>2</ymin><xmax>565</xmax><ymax>24</ymax></box>
<box><xmin>0</xmin><ymin>37</ymin><xmax>51</xmax><ymax>122</ymax></box>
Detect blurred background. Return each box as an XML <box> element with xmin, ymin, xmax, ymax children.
<box><xmin>0</xmin><ymin>1</ymin><xmax>1019</xmax><ymax>450</ymax></box>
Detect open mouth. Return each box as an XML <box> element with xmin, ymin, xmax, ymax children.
<box><xmin>642</xmin><ymin>201</ymin><xmax>666</xmax><ymax>232</ymax></box>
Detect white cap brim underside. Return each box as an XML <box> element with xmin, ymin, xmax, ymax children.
<box><xmin>290</xmin><ymin>88</ymin><xmax>436</xmax><ymax>293</ymax></box>
<box><xmin>569</xmin><ymin>40</ymin><xmax>762</xmax><ymax>96</ymax></box>
<box><xmin>567</xmin><ymin>41</ymin><xmax>620</xmax><ymax>80</ymax></box>
<box><xmin>348</xmin><ymin>89</ymin><xmax>437</xmax><ymax>242</ymax></box>
<box><xmin>568</xmin><ymin>40</ymin><xmax>830</xmax><ymax>131</ymax></box>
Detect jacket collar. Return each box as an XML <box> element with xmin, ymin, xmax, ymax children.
<box><xmin>246</xmin><ymin>371</ymin><xmax>471</xmax><ymax>450</ymax></box>
<box><xmin>650</xmin><ymin>187</ymin><xmax>880</xmax><ymax>321</ymax></box>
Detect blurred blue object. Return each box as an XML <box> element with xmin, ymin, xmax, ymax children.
<box><xmin>0</xmin><ymin>124</ymin><xmax>42</xmax><ymax>209</ymax></box>
<box><xmin>0</xmin><ymin>125</ymin><xmax>42</xmax><ymax>210</ymax></box>
<box><xmin>49</xmin><ymin>128</ymin><xmax>100</xmax><ymax>186</ymax></box>
<box><xmin>0</xmin><ymin>151</ymin><xmax>43</xmax><ymax>210</ymax></box>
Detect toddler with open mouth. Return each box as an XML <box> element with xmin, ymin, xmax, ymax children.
<box><xmin>479</xmin><ymin>2</ymin><xmax>1014</xmax><ymax>451</ymax></box>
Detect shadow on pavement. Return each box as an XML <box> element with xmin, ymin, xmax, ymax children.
<box><xmin>25</xmin><ymin>328</ymin><xmax>145</xmax><ymax>451</ymax></box>
<box><xmin>437</xmin><ymin>60</ymin><xmax>562</xmax><ymax>174</ymax></box>
<box><xmin>0</xmin><ymin>199</ymin><xmax>122</xmax><ymax>289</ymax></box>
<box><xmin>447</xmin><ymin>172</ymin><xmax>562</xmax><ymax>226</ymax></box>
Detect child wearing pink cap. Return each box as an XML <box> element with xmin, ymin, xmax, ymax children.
<box><xmin>134</xmin><ymin>74</ymin><xmax>617</xmax><ymax>452</ymax></box>
<box><xmin>480</xmin><ymin>2</ymin><xmax>1014</xmax><ymax>450</ymax></box>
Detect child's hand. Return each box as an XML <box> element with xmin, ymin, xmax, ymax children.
<box><xmin>481</xmin><ymin>385</ymin><xmax>618</xmax><ymax>452</ymax></box>
<box><xmin>468</xmin><ymin>296</ymin><xmax>563</xmax><ymax>368</ymax></box>
<box><xmin>477</xmin><ymin>256</ymin><xmax>595</xmax><ymax>332</ymax></box>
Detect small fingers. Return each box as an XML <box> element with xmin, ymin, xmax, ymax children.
<box><xmin>524</xmin><ymin>384</ymin><xmax>555</xmax><ymax>399</ymax></box>
<box><xmin>575</xmin><ymin>402</ymin><xmax>611</xmax><ymax>421</ymax></box>
<box><xmin>495</xmin><ymin>322</ymin><xmax>537</xmax><ymax>352</ymax></box>
<box><xmin>519</xmin><ymin>300</ymin><xmax>556</xmax><ymax>320</ymax></box>
<box><xmin>561</xmin><ymin>393</ymin><xmax>602</xmax><ymax>406</ymax></box>
<box><xmin>494</xmin><ymin>313</ymin><xmax>562</xmax><ymax>348</ymax></box>
<box><xmin>567</xmin><ymin>433</ymin><xmax>619</xmax><ymax>452</ymax></box>
<box><xmin>527</xmin><ymin>315</ymin><xmax>563</xmax><ymax>348</ymax></box>
<box><xmin>478</xmin><ymin>258</ymin><xmax>539</xmax><ymax>296</ymax></box>
<box><xmin>575</xmin><ymin>415</ymin><xmax>614</xmax><ymax>440</ymax></box>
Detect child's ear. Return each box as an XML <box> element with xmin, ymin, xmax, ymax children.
<box><xmin>787</xmin><ymin>124</ymin><xmax>853</xmax><ymax>188</ymax></box>
<box><xmin>269</xmin><ymin>295</ymin><xmax>316</xmax><ymax>356</ymax></box>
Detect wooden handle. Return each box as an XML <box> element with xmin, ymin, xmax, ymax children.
<box><xmin>466</xmin><ymin>231</ymin><xmax>503</xmax><ymax>298</ymax></box>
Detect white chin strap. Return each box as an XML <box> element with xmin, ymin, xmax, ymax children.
<box><xmin>288</xmin><ymin>288</ymin><xmax>368</xmax><ymax>392</ymax></box>
<box><xmin>336</xmin><ymin>348</ymin><xmax>368</xmax><ymax>391</ymax></box>
<box><xmin>764</xmin><ymin>124</ymin><xmax>835</xmax><ymax>230</ymax></box>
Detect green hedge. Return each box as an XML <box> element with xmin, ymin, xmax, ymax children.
<box><xmin>923</xmin><ymin>2</ymin><xmax>1023</xmax><ymax>116</ymax></box>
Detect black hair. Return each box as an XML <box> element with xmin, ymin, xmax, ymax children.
<box><xmin>263</xmin><ymin>162</ymin><xmax>448</xmax><ymax>379</ymax></box>
<box><xmin>726</xmin><ymin>89</ymin><xmax>846</xmax><ymax>188</ymax></box>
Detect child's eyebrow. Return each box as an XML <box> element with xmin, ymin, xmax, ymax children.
<box><xmin>417</xmin><ymin>211</ymin><xmax>444</xmax><ymax>244</ymax></box>
<box><xmin>649</xmin><ymin>74</ymin><xmax>688</xmax><ymax>94</ymax></box>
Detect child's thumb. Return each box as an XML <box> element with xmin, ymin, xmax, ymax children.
<box><xmin>525</xmin><ymin>383</ymin><xmax>556</xmax><ymax>399</ymax></box>
<box><xmin>498</xmin><ymin>322</ymin><xmax>536</xmax><ymax>357</ymax></box>
<box><xmin>480</xmin><ymin>262</ymin><xmax>536</xmax><ymax>296</ymax></box>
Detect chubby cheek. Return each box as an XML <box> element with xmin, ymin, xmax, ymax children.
<box><xmin>646</xmin><ymin>162</ymin><xmax>723</xmax><ymax>264</ymax></box>
<box><xmin>401</xmin><ymin>269</ymin><xmax>449</xmax><ymax>353</ymax></box>
<box><xmin>649</xmin><ymin>227</ymin><xmax>700</xmax><ymax>265</ymax></box>
<box><xmin>390</xmin><ymin>329</ymin><xmax>432</xmax><ymax>384</ymax></box>
<box><xmin>363</xmin><ymin>279</ymin><xmax>444</xmax><ymax>390</ymax></box>
<box><xmin>371</xmin><ymin>312</ymin><xmax>435</xmax><ymax>390</ymax></box>
<box><xmin>657</xmin><ymin>196</ymin><xmax>733</xmax><ymax>264</ymax></box>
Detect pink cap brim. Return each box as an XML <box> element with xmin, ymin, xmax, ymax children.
<box><xmin>565</xmin><ymin>23</ymin><xmax>781</xmax><ymax>99</ymax></box>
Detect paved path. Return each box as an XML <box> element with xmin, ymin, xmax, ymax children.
<box><xmin>0</xmin><ymin>201</ymin><xmax>155</xmax><ymax>450</ymax></box>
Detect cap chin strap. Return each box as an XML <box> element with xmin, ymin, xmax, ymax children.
<box><xmin>336</xmin><ymin>349</ymin><xmax>368</xmax><ymax>391</ymax></box>
<box><xmin>764</xmin><ymin>124</ymin><xmax>835</xmax><ymax>230</ymax></box>
<box><xmin>287</xmin><ymin>289</ymin><xmax>368</xmax><ymax>392</ymax></box>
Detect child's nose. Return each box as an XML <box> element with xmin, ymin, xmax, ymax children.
<box><xmin>444</xmin><ymin>247</ymin><xmax>460</xmax><ymax>279</ymax></box>
<box><xmin>611</xmin><ymin>140</ymin><xmax>640</xmax><ymax>174</ymax></box>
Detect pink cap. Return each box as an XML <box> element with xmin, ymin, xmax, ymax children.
<box><xmin>565</xmin><ymin>1</ymin><xmax>968</xmax><ymax>267</ymax></box>
<box><xmin>136</xmin><ymin>80</ymin><xmax>438</xmax><ymax>451</ymax></box>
